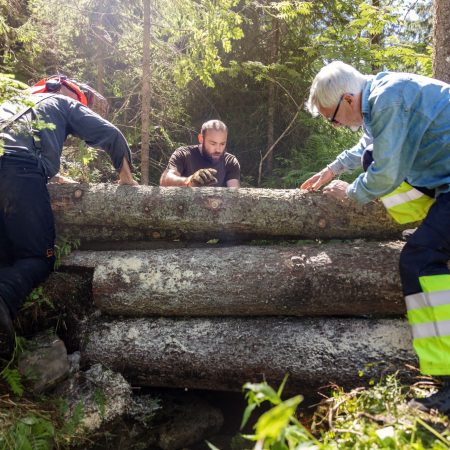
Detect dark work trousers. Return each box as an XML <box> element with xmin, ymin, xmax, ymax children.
<box><xmin>0</xmin><ymin>155</ymin><xmax>55</xmax><ymax>319</ymax></box>
<box><xmin>399</xmin><ymin>191</ymin><xmax>450</xmax><ymax>296</ymax></box>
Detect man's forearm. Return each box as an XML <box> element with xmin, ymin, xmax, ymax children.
<box><xmin>118</xmin><ymin>157</ymin><xmax>137</xmax><ymax>185</ymax></box>
<box><xmin>160</xmin><ymin>170</ymin><xmax>189</xmax><ymax>187</ymax></box>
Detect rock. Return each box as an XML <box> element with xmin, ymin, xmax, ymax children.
<box><xmin>67</xmin><ymin>351</ymin><xmax>81</xmax><ymax>374</ymax></box>
<box><xmin>18</xmin><ymin>332</ymin><xmax>69</xmax><ymax>394</ymax></box>
<box><xmin>53</xmin><ymin>363</ymin><xmax>132</xmax><ymax>434</ymax></box>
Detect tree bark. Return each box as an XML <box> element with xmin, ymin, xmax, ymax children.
<box><xmin>370</xmin><ymin>0</ymin><xmax>382</xmax><ymax>72</ymax></box>
<box><xmin>264</xmin><ymin>16</ymin><xmax>280</xmax><ymax>178</ymax></box>
<box><xmin>80</xmin><ymin>316</ymin><xmax>416</xmax><ymax>393</ymax></box>
<box><xmin>432</xmin><ymin>0</ymin><xmax>450</xmax><ymax>83</ymax></box>
<box><xmin>140</xmin><ymin>0</ymin><xmax>151</xmax><ymax>184</ymax></box>
<box><xmin>62</xmin><ymin>241</ymin><xmax>409</xmax><ymax>317</ymax></box>
<box><xmin>48</xmin><ymin>184</ymin><xmax>411</xmax><ymax>243</ymax></box>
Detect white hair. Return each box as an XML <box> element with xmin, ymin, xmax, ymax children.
<box><xmin>306</xmin><ymin>61</ymin><xmax>368</xmax><ymax>116</ymax></box>
<box><xmin>201</xmin><ymin>119</ymin><xmax>228</xmax><ymax>136</ymax></box>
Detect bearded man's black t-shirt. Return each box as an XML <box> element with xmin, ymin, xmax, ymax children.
<box><xmin>166</xmin><ymin>145</ymin><xmax>240</xmax><ymax>187</ymax></box>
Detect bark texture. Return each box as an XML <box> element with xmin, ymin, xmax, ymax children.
<box><xmin>63</xmin><ymin>241</ymin><xmax>407</xmax><ymax>317</ymax></box>
<box><xmin>140</xmin><ymin>0</ymin><xmax>152</xmax><ymax>184</ymax></box>
<box><xmin>80</xmin><ymin>316</ymin><xmax>416</xmax><ymax>393</ymax></box>
<box><xmin>432</xmin><ymin>0</ymin><xmax>450</xmax><ymax>83</ymax></box>
<box><xmin>49</xmin><ymin>184</ymin><xmax>410</xmax><ymax>243</ymax></box>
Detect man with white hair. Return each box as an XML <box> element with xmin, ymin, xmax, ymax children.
<box><xmin>160</xmin><ymin>120</ymin><xmax>240</xmax><ymax>188</ymax></box>
<box><xmin>301</xmin><ymin>61</ymin><xmax>450</xmax><ymax>414</ymax></box>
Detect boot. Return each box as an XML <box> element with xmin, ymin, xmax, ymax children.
<box><xmin>409</xmin><ymin>379</ymin><xmax>450</xmax><ymax>415</ymax></box>
<box><xmin>0</xmin><ymin>296</ymin><xmax>15</xmax><ymax>361</ymax></box>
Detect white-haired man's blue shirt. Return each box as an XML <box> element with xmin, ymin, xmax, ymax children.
<box><xmin>345</xmin><ymin>72</ymin><xmax>450</xmax><ymax>204</ymax></box>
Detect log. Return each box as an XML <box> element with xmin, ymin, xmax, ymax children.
<box><xmin>62</xmin><ymin>241</ymin><xmax>407</xmax><ymax>317</ymax></box>
<box><xmin>80</xmin><ymin>316</ymin><xmax>416</xmax><ymax>393</ymax></box>
<box><xmin>49</xmin><ymin>184</ymin><xmax>410</xmax><ymax>244</ymax></box>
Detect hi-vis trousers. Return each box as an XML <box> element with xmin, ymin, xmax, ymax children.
<box><xmin>401</xmin><ymin>191</ymin><xmax>450</xmax><ymax>375</ymax></box>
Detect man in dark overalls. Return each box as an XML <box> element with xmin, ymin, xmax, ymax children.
<box><xmin>0</xmin><ymin>76</ymin><xmax>137</xmax><ymax>359</ymax></box>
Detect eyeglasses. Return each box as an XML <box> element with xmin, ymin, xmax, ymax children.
<box><xmin>329</xmin><ymin>94</ymin><xmax>344</xmax><ymax>124</ymax></box>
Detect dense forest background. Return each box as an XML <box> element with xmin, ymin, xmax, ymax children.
<box><xmin>0</xmin><ymin>0</ymin><xmax>434</xmax><ymax>187</ymax></box>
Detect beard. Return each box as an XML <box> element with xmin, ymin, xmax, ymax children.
<box><xmin>200</xmin><ymin>144</ymin><xmax>224</xmax><ymax>163</ymax></box>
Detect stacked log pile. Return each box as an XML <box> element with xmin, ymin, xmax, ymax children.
<box><xmin>51</xmin><ymin>184</ymin><xmax>421</xmax><ymax>393</ymax></box>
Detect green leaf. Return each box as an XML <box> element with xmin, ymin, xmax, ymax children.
<box><xmin>241</xmin><ymin>402</ymin><xmax>256</xmax><ymax>430</ymax></box>
<box><xmin>243</xmin><ymin>381</ymin><xmax>281</xmax><ymax>405</ymax></box>
<box><xmin>255</xmin><ymin>396</ymin><xmax>303</xmax><ymax>440</ymax></box>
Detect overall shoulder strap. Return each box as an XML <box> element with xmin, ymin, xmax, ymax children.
<box><xmin>0</xmin><ymin>94</ymin><xmax>57</xmax><ymax>132</ymax></box>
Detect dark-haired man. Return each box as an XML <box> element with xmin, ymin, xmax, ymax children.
<box><xmin>160</xmin><ymin>120</ymin><xmax>240</xmax><ymax>187</ymax></box>
<box><xmin>0</xmin><ymin>76</ymin><xmax>137</xmax><ymax>359</ymax></box>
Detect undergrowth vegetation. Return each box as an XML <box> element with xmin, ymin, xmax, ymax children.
<box><xmin>209</xmin><ymin>374</ymin><xmax>450</xmax><ymax>450</ymax></box>
<box><xmin>0</xmin><ymin>340</ymin><xmax>88</xmax><ymax>450</ymax></box>
<box><xmin>2</xmin><ymin>353</ymin><xmax>450</xmax><ymax>450</ymax></box>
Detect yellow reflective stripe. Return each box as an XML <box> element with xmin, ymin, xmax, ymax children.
<box><xmin>408</xmin><ymin>303</ymin><xmax>450</xmax><ymax>325</ymax></box>
<box><xmin>383</xmin><ymin>195</ymin><xmax>435</xmax><ymax>224</ymax></box>
<box><xmin>419</xmin><ymin>275</ymin><xmax>450</xmax><ymax>293</ymax></box>
<box><xmin>405</xmin><ymin>291</ymin><xmax>450</xmax><ymax>311</ymax></box>
<box><xmin>381</xmin><ymin>189</ymin><xmax>424</xmax><ymax>209</ymax></box>
<box><xmin>411</xmin><ymin>319</ymin><xmax>450</xmax><ymax>339</ymax></box>
<box><xmin>382</xmin><ymin>181</ymin><xmax>414</xmax><ymax>197</ymax></box>
<box><xmin>413</xmin><ymin>335</ymin><xmax>450</xmax><ymax>375</ymax></box>
<box><xmin>380</xmin><ymin>182</ymin><xmax>435</xmax><ymax>224</ymax></box>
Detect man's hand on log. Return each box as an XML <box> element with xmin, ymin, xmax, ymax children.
<box><xmin>300</xmin><ymin>166</ymin><xmax>334</xmax><ymax>191</ymax></box>
<box><xmin>186</xmin><ymin>168</ymin><xmax>218</xmax><ymax>187</ymax></box>
<box><xmin>323</xmin><ymin>180</ymin><xmax>349</xmax><ymax>201</ymax></box>
<box><xmin>118</xmin><ymin>177</ymin><xmax>139</xmax><ymax>186</ymax></box>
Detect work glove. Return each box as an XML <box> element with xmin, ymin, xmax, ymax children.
<box><xmin>186</xmin><ymin>168</ymin><xmax>218</xmax><ymax>187</ymax></box>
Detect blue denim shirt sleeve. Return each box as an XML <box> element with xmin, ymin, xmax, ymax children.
<box><xmin>66</xmin><ymin>101</ymin><xmax>132</xmax><ymax>172</ymax></box>
<box><xmin>328</xmin><ymin>130</ymin><xmax>372</xmax><ymax>175</ymax></box>
<box><xmin>346</xmin><ymin>72</ymin><xmax>450</xmax><ymax>204</ymax></box>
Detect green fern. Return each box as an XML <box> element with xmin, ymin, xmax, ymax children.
<box><xmin>94</xmin><ymin>388</ymin><xmax>107</xmax><ymax>419</ymax></box>
<box><xmin>11</xmin><ymin>416</ymin><xmax>55</xmax><ymax>450</ymax></box>
<box><xmin>22</xmin><ymin>286</ymin><xmax>54</xmax><ymax>312</ymax></box>
<box><xmin>0</xmin><ymin>336</ymin><xmax>26</xmax><ymax>396</ymax></box>
<box><xmin>54</xmin><ymin>237</ymin><xmax>80</xmax><ymax>270</ymax></box>
<box><xmin>59</xmin><ymin>402</ymin><xmax>85</xmax><ymax>437</ymax></box>
<box><xmin>1</xmin><ymin>367</ymin><xmax>24</xmax><ymax>396</ymax></box>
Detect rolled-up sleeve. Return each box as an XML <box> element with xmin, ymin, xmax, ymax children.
<box><xmin>328</xmin><ymin>132</ymin><xmax>372</xmax><ymax>175</ymax></box>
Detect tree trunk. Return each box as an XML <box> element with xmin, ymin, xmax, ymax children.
<box><xmin>94</xmin><ymin>11</ymin><xmax>106</xmax><ymax>96</ymax></box>
<box><xmin>48</xmin><ymin>184</ymin><xmax>411</xmax><ymax>243</ymax></box>
<box><xmin>370</xmin><ymin>0</ymin><xmax>382</xmax><ymax>72</ymax></box>
<box><xmin>80</xmin><ymin>316</ymin><xmax>416</xmax><ymax>393</ymax></box>
<box><xmin>265</xmin><ymin>17</ymin><xmax>280</xmax><ymax>178</ymax></box>
<box><xmin>432</xmin><ymin>0</ymin><xmax>450</xmax><ymax>83</ymax></box>
<box><xmin>62</xmin><ymin>241</ymin><xmax>409</xmax><ymax>317</ymax></box>
<box><xmin>140</xmin><ymin>0</ymin><xmax>151</xmax><ymax>184</ymax></box>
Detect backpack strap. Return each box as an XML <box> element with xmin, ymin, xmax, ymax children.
<box><xmin>0</xmin><ymin>94</ymin><xmax>57</xmax><ymax>132</ymax></box>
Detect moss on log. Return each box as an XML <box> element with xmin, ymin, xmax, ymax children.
<box><xmin>49</xmin><ymin>184</ymin><xmax>410</xmax><ymax>243</ymax></box>
<box><xmin>80</xmin><ymin>316</ymin><xmax>416</xmax><ymax>393</ymax></box>
<box><xmin>63</xmin><ymin>241</ymin><xmax>407</xmax><ymax>317</ymax></box>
